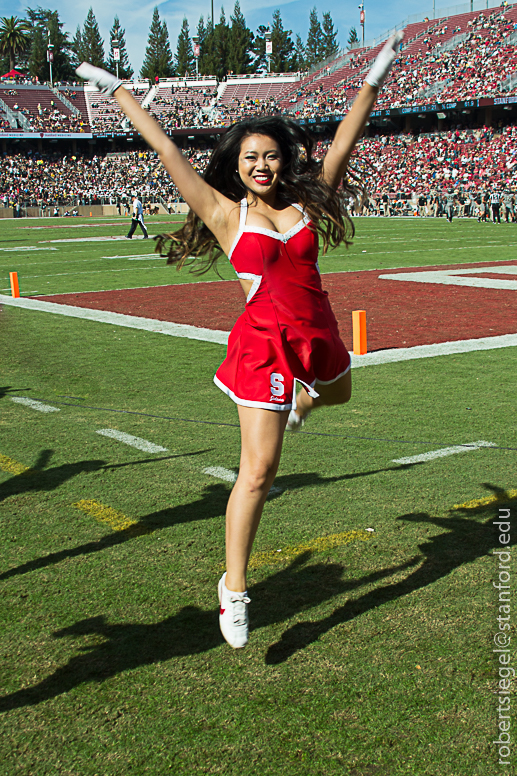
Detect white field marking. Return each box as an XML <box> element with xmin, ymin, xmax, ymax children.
<box><xmin>324</xmin><ymin>260</ymin><xmax>517</xmax><ymax>276</ymax></box>
<box><xmin>349</xmin><ymin>334</ymin><xmax>517</xmax><ymax>367</ymax></box>
<box><xmin>9</xmin><ymin>266</ymin><xmax>171</xmax><ymax>280</ymax></box>
<box><xmin>30</xmin><ymin>280</ymin><xmax>226</xmax><ymax>296</ymax></box>
<box><xmin>380</xmin><ymin>265</ymin><xmax>517</xmax><ymax>291</ymax></box>
<box><xmin>21</xmin><ymin>222</ymin><xmax>129</xmax><ymax>230</ymax></box>
<box><xmin>40</xmin><ymin>236</ymin><xmax>153</xmax><ymax>243</ymax></box>
<box><xmin>2</xmin><ymin>294</ymin><xmax>517</xmax><ymax>357</ymax></box>
<box><xmin>21</xmin><ymin>219</ymin><xmax>183</xmax><ymax>230</ymax></box>
<box><xmin>334</xmin><ymin>243</ymin><xmax>517</xmax><ymax>259</ymax></box>
<box><xmin>204</xmin><ymin>466</ymin><xmax>237</xmax><ymax>483</ymax></box>
<box><xmin>10</xmin><ymin>396</ymin><xmax>60</xmax><ymax>413</ymax></box>
<box><xmin>0</xmin><ymin>246</ymin><xmax>58</xmax><ymax>252</ymax></box>
<box><xmin>203</xmin><ymin>466</ymin><xmax>282</xmax><ymax>494</ymax></box>
<box><xmin>101</xmin><ymin>254</ymin><xmax>162</xmax><ymax>260</ymax></box>
<box><xmin>393</xmin><ymin>440</ymin><xmax>496</xmax><ymax>465</ymax></box>
<box><xmin>0</xmin><ymin>257</ymin><xmax>128</xmax><ymax>269</ymax></box>
<box><xmin>353</xmin><ymin>235</ymin><xmax>508</xmax><ymax>242</ymax></box>
<box><xmin>0</xmin><ymin>295</ymin><xmax>229</xmax><ymax>344</ymax></box>
<box><xmin>96</xmin><ymin>429</ymin><xmax>167</xmax><ymax>453</ymax></box>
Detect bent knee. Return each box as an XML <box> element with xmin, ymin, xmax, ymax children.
<box><xmin>238</xmin><ymin>461</ymin><xmax>278</xmax><ymax>494</ymax></box>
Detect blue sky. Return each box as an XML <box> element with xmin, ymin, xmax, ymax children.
<box><xmin>3</xmin><ymin>1</ymin><xmax>463</xmax><ymax>74</ymax></box>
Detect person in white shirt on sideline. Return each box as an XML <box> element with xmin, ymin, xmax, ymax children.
<box><xmin>127</xmin><ymin>194</ymin><xmax>148</xmax><ymax>239</ymax></box>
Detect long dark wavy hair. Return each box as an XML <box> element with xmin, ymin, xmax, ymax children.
<box><xmin>155</xmin><ymin>116</ymin><xmax>358</xmax><ymax>274</ymax></box>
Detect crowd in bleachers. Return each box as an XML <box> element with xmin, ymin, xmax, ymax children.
<box><xmin>311</xmin><ymin>123</ymin><xmax>517</xmax><ymax>194</ymax></box>
<box><xmin>148</xmin><ymin>86</ymin><xmax>216</xmax><ymax>130</ymax></box>
<box><xmin>377</xmin><ymin>9</ymin><xmax>517</xmax><ymax>107</ymax></box>
<box><xmin>286</xmin><ymin>7</ymin><xmax>517</xmax><ymax>119</ymax></box>
<box><xmin>0</xmin><ymin>149</ymin><xmax>177</xmax><ymax>208</ymax></box>
<box><xmin>2</xmin><ymin>123</ymin><xmax>516</xmax><ymax>211</ymax></box>
<box><xmin>89</xmin><ymin>87</ymin><xmax>147</xmax><ymax>133</ymax></box>
<box><xmin>0</xmin><ymin>87</ymin><xmax>90</xmax><ymax>133</ymax></box>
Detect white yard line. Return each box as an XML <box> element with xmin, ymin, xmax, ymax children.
<box><xmin>101</xmin><ymin>254</ymin><xmax>163</xmax><ymax>260</ymax></box>
<box><xmin>342</xmin><ymin>243</ymin><xmax>517</xmax><ymax>258</ymax></box>
<box><xmin>0</xmin><ymin>295</ymin><xmax>228</xmax><ymax>345</ymax></box>
<box><xmin>9</xmin><ymin>267</ymin><xmax>169</xmax><ymax>280</ymax></box>
<box><xmin>0</xmin><ymin>246</ymin><xmax>57</xmax><ymax>252</ymax></box>
<box><xmin>1</xmin><ymin>294</ymin><xmax>516</xmax><ymax>357</ymax></box>
<box><xmin>96</xmin><ymin>429</ymin><xmax>167</xmax><ymax>453</ymax></box>
<box><xmin>203</xmin><ymin>466</ymin><xmax>237</xmax><ymax>483</ymax></box>
<box><xmin>10</xmin><ymin>396</ymin><xmax>60</xmax><ymax>413</ymax></box>
<box><xmin>40</xmin><ymin>236</ymin><xmax>153</xmax><ymax>243</ymax></box>
<box><xmin>393</xmin><ymin>440</ymin><xmax>495</xmax><ymax>465</ymax></box>
<box><xmin>203</xmin><ymin>466</ymin><xmax>282</xmax><ymax>494</ymax></box>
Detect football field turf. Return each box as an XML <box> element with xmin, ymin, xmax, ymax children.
<box><xmin>1</xmin><ymin>215</ymin><xmax>516</xmax><ymax>775</ymax></box>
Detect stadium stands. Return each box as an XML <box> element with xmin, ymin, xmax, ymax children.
<box><xmin>86</xmin><ymin>82</ymin><xmax>148</xmax><ymax>134</ymax></box>
<box><xmin>2</xmin><ymin>122</ymin><xmax>516</xmax><ymax>211</ymax></box>
<box><xmin>147</xmin><ymin>80</ymin><xmax>217</xmax><ymax>130</ymax></box>
<box><xmin>1</xmin><ymin>0</ymin><xmax>517</xmax><ymax>217</ymax></box>
<box><xmin>286</xmin><ymin>4</ymin><xmax>517</xmax><ymax>119</ymax></box>
<box><xmin>0</xmin><ymin>83</ymin><xmax>90</xmax><ymax>133</ymax></box>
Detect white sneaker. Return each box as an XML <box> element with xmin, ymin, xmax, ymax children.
<box><xmin>218</xmin><ymin>573</ymin><xmax>250</xmax><ymax>648</ymax></box>
<box><xmin>286</xmin><ymin>409</ymin><xmax>310</xmax><ymax>432</ymax></box>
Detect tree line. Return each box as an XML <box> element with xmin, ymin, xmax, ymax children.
<box><xmin>0</xmin><ymin>4</ymin><xmax>359</xmax><ymax>84</ymax></box>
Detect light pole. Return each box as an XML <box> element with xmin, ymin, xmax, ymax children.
<box><xmin>112</xmin><ymin>37</ymin><xmax>120</xmax><ymax>79</ymax></box>
<box><xmin>193</xmin><ymin>36</ymin><xmax>200</xmax><ymax>77</ymax></box>
<box><xmin>47</xmin><ymin>29</ymin><xmax>54</xmax><ymax>86</ymax></box>
<box><xmin>265</xmin><ymin>28</ymin><xmax>272</xmax><ymax>73</ymax></box>
<box><xmin>359</xmin><ymin>4</ymin><xmax>365</xmax><ymax>48</ymax></box>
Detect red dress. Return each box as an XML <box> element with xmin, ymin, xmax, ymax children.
<box><xmin>214</xmin><ymin>199</ymin><xmax>350</xmax><ymax>411</ymax></box>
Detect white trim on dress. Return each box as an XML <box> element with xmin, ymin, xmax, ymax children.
<box><xmin>228</xmin><ymin>199</ymin><xmax>310</xmax><ymax>259</ymax></box>
<box><xmin>228</xmin><ymin>199</ymin><xmax>249</xmax><ymax>261</ymax></box>
<box><xmin>214</xmin><ymin>375</ymin><xmax>292</xmax><ymax>411</ymax></box>
<box><xmin>236</xmin><ymin>272</ymin><xmax>263</xmax><ymax>302</ymax></box>
<box><xmin>315</xmin><ymin>363</ymin><xmax>351</xmax><ymax>385</ymax></box>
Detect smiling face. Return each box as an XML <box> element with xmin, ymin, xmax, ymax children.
<box><xmin>237</xmin><ymin>134</ymin><xmax>284</xmax><ymax>199</ymax></box>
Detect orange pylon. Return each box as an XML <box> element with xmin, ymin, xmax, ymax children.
<box><xmin>9</xmin><ymin>272</ymin><xmax>20</xmax><ymax>298</ymax></box>
<box><xmin>352</xmin><ymin>310</ymin><xmax>367</xmax><ymax>355</ymax></box>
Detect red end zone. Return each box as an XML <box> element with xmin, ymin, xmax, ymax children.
<box><xmin>33</xmin><ymin>260</ymin><xmax>517</xmax><ymax>351</ymax></box>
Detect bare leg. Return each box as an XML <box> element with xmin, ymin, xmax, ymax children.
<box><xmin>294</xmin><ymin>370</ymin><xmax>352</xmax><ymax>420</ymax></box>
<box><xmin>225</xmin><ymin>406</ymin><xmax>288</xmax><ymax>592</ymax></box>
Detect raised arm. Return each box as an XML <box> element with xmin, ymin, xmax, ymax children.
<box><xmin>76</xmin><ymin>64</ymin><xmax>231</xmax><ymax>239</ymax></box>
<box><xmin>322</xmin><ymin>32</ymin><xmax>403</xmax><ymax>190</ymax></box>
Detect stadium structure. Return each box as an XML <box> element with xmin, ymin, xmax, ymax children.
<box><xmin>1</xmin><ymin>0</ymin><xmax>517</xmax><ymax>216</ymax></box>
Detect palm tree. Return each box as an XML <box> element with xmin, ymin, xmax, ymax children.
<box><xmin>0</xmin><ymin>16</ymin><xmax>31</xmax><ymax>72</ymax></box>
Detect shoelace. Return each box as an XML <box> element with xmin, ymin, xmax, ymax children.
<box><xmin>229</xmin><ymin>595</ymin><xmax>251</xmax><ymax>625</ymax></box>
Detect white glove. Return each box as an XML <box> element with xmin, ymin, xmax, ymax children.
<box><xmin>365</xmin><ymin>31</ymin><xmax>404</xmax><ymax>89</ymax></box>
<box><xmin>76</xmin><ymin>62</ymin><xmax>123</xmax><ymax>95</ymax></box>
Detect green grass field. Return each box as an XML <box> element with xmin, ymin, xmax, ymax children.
<box><xmin>1</xmin><ymin>215</ymin><xmax>515</xmax><ymax>775</ymax></box>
